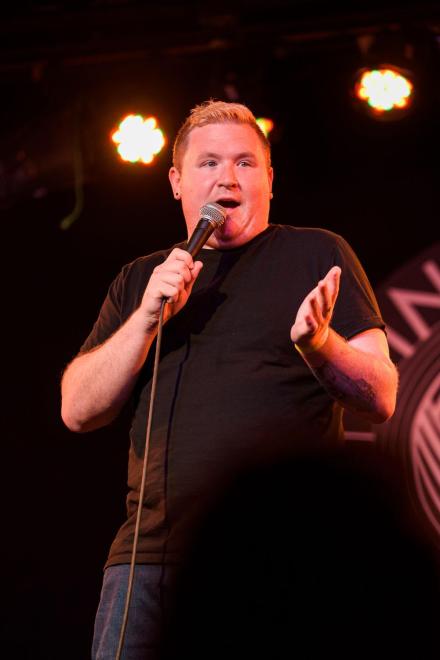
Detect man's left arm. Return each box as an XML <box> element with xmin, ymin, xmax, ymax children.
<box><xmin>291</xmin><ymin>266</ymin><xmax>398</xmax><ymax>424</ymax></box>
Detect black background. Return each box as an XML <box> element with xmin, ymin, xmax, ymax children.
<box><xmin>2</xmin><ymin>1</ymin><xmax>439</xmax><ymax>657</ymax></box>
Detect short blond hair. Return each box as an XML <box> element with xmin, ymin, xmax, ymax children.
<box><xmin>172</xmin><ymin>99</ymin><xmax>271</xmax><ymax>170</ymax></box>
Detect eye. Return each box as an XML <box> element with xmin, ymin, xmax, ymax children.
<box><xmin>201</xmin><ymin>160</ymin><xmax>217</xmax><ymax>167</ymax></box>
<box><xmin>238</xmin><ymin>160</ymin><xmax>252</xmax><ymax>167</ymax></box>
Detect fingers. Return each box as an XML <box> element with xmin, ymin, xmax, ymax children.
<box><xmin>310</xmin><ymin>295</ymin><xmax>324</xmax><ymax>325</ymax></box>
<box><xmin>170</xmin><ymin>247</ymin><xmax>196</xmax><ymax>267</ymax></box>
<box><xmin>291</xmin><ymin>266</ymin><xmax>341</xmax><ymax>349</ymax></box>
<box><xmin>316</xmin><ymin>266</ymin><xmax>341</xmax><ymax>317</ymax></box>
<box><xmin>317</xmin><ymin>280</ymin><xmax>332</xmax><ymax>318</ymax></box>
<box><xmin>324</xmin><ymin>266</ymin><xmax>341</xmax><ymax>306</ymax></box>
<box><xmin>166</xmin><ymin>260</ymin><xmax>203</xmax><ymax>303</ymax></box>
<box><xmin>184</xmin><ymin>260</ymin><xmax>204</xmax><ymax>298</ymax></box>
<box><xmin>150</xmin><ymin>249</ymin><xmax>197</xmax><ymax>301</ymax></box>
<box><xmin>190</xmin><ymin>260</ymin><xmax>204</xmax><ymax>281</ymax></box>
<box><xmin>142</xmin><ymin>247</ymin><xmax>204</xmax><ymax>320</ymax></box>
<box><xmin>160</xmin><ymin>248</ymin><xmax>196</xmax><ymax>283</ymax></box>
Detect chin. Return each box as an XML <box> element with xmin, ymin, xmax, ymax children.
<box><xmin>217</xmin><ymin>221</ymin><xmax>267</xmax><ymax>247</ymax></box>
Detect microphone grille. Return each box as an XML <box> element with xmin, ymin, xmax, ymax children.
<box><xmin>199</xmin><ymin>202</ymin><xmax>226</xmax><ymax>227</ymax></box>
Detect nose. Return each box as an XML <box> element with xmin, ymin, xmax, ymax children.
<box><xmin>218</xmin><ymin>162</ymin><xmax>238</xmax><ymax>189</ymax></box>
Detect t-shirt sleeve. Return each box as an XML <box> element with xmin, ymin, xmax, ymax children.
<box><xmin>77</xmin><ymin>248</ymin><xmax>174</xmax><ymax>355</ymax></box>
<box><xmin>79</xmin><ymin>266</ymin><xmax>127</xmax><ymax>354</ymax></box>
<box><xmin>329</xmin><ymin>234</ymin><xmax>385</xmax><ymax>340</ymax></box>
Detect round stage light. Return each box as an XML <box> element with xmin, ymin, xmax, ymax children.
<box><xmin>111</xmin><ymin>115</ymin><xmax>166</xmax><ymax>164</ymax></box>
<box><xmin>355</xmin><ymin>67</ymin><xmax>413</xmax><ymax>118</ymax></box>
<box><xmin>256</xmin><ymin>117</ymin><xmax>274</xmax><ymax>137</ymax></box>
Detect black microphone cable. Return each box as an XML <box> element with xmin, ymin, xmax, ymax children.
<box><xmin>115</xmin><ymin>202</ymin><xmax>225</xmax><ymax>659</ymax></box>
<box><xmin>115</xmin><ymin>297</ymin><xmax>167</xmax><ymax>660</ymax></box>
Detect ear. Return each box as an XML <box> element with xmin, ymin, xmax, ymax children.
<box><xmin>169</xmin><ymin>167</ymin><xmax>181</xmax><ymax>199</ymax></box>
<box><xmin>268</xmin><ymin>166</ymin><xmax>274</xmax><ymax>193</ymax></box>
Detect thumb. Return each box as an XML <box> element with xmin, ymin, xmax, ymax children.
<box><xmin>186</xmin><ymin>260</ymin><xmax>204</xmax><ymax>293</ymax></box>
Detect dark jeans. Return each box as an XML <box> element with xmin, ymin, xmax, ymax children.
<box><xmin>92</xmin><ymin>564</ymin><xmax>177</xmax><ymax>660</ymax></box>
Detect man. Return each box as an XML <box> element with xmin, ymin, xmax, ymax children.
<box><xmin>61</xmin><ymin>100</ymin><xmax>398</xmax><ymax>659</ymax></box>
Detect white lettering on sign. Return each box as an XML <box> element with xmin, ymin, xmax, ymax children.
<box><xmin>411</xmin><ymin>372</ymin><xmax>440</xmax><ymax>537</ymax></box>
<box><xmin>385</xmin><ymin>259</ymin><xmax>440</xmax><ymax>358</ymax></box>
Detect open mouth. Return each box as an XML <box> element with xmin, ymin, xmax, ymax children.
<box><xmin>217</xmin><ymin>199</ymin><xmax>240</xmax><ymax>209</ymax></box>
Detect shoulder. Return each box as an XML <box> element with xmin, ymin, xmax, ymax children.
<box><xmin>117</xmin><ymin>242</ymin><xmax>185</xmax><ymax>283</ymax></box>
<box><xmin>265</xmin><ymin>224</ymin><xmax>367</xmax><ymax>285</ymax></box>
<box><xmin>266</xmin><ymin>224</ymin><xmax>354</xmax><ymax>262</ymax></box>
<box><xmin>108</xmin><ymin>243</ymin><xmax>185</xmax><ymax>311</ymax></box>
<box><xmin>268</xmin><ymin>223</ymin><xmax>348</xmax><ymax>249</ymax></box>
<box><xmin>121</xmin><ymin>247</ymin><xmax>174</xmax><ymax>276</ymax></box>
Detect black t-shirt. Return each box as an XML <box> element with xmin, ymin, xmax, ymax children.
<box><xmin>80</xmin><ymin>224</ymin><xmax>385</xmax><ymax>565</ymax></box>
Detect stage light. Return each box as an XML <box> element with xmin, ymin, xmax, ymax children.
<box><xmin>354</xmin><ymin>67</ymin><xmax>413</xmax><ymax>116</ymax></box>
<box><xmin>256</xmin><ymin>117</ymin><xmax>274</xmax><ymax>138</ymax></box>
<box><xmin>111</xmin><ymin>114</ymin><xmax>165</xmax><ymax>164</ymax></box>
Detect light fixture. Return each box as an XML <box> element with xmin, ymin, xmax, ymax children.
<box><xmin>354</xmin><ymin>66</ymin><xmax>414</xmax><ymax>118</ymax></box>
<box><xmin>111</xmin><ymin>114</ymin><xmax>166</xmax><ymax>164</ymax></box>
<box><xmin>256</xmin><ymin>117</ymin><xmax>274</xmax><ymax>138</ymax></box>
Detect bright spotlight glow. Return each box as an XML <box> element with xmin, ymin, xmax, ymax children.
<box><xmin>111</xmin><ymin>115</ymin><xmax>166</xmax><ymax>164</ymax></box>
<box><xmin>355</xmin><ymin>68</ymin><xmax>413</xmax><ymax>113</ymax></box>
<box><xmin>256</xmin><ymin>117</ymin><xmax>274</xmax><ymax>137</ymax></box>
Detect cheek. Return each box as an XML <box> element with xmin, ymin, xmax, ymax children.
<box><xmin>246</xmin><ymin>183</ymin><xmax>270</xmax><ymax>205</ymax></box>
<box><xmin>182</xmin><ymin>182</ymin><xmax>212</xmax><ymax>208</ymax></box>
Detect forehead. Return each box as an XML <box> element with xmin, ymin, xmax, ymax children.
<box><xmin>182</xmin><ymin>122</ymin><xmax>266</xmax><ymax>163</ymax></box>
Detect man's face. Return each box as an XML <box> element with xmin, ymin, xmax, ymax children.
<box><xmin>169</xmin><ymin>122</ymin><xmax>273</xmax><ymax>249</ymax></box>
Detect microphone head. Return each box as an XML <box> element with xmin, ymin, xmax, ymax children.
<box><xmin>199</xmin><ymin>202</ymin><xmax>226</xmax><ymax>227</ymax></box>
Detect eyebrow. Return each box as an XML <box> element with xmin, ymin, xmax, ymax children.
<box><xmin>197</xmin><ymin>151</ymin><xmax>257</xmax><ymax>161</ymax></box>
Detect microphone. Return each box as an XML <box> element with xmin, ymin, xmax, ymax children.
<box><xmin>186</xmin><ymin>202</ymin><xmax>226</xmax><ymax>259</ymax></box>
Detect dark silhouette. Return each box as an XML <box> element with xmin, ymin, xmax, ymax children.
<box><xmin>162</xmin><ymin>443</ymin><xmax>439</xmax><ymax>660</ymax></box>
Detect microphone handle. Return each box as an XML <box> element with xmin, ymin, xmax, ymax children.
<box><xmin>186</xmin><ymin>218</ymin><xmax>217</xmax><ymax>259</ymax></box>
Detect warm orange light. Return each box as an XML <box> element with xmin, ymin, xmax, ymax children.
<box><xmin>256</xmin><ymin>117</ymin><xmax>274</xmax><ymax>137</ymax></box>
<box><xmin>111</xmin><ymin>114</ymin><xmax>166</xmax><ymax>164</ymax></box>
<box><xmin>355</xmin><ymin>68</ymin><xmax>413</xmax><ymax>114</ymax></box>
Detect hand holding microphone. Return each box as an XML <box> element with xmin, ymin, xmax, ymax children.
<box><xmin>140</xmin><ymin>203</ymin><xmax>226</xmax><ymax>328</ymax></box>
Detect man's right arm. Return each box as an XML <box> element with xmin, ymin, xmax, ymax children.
<box><xmin>61</xmin><ymin>248</ymin><xmax>203</xmax><ymax>433</ymax></box>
